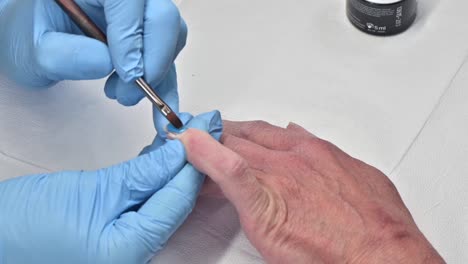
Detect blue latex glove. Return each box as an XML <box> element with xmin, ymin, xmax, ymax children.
<box><xmin>0</xmin><ymin>111</ymin><xmax>222</xmax><ymax>264</ymax></box>
<box><xmin>0</xmin><ymin>0</ymin><xmax>186</xmax><ymax>128</ymax></box>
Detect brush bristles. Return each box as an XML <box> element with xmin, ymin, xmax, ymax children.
<box><xmin>167</xmin><ymin>112</ymin><xmax>183</xmax><ymax>129</ymax></box>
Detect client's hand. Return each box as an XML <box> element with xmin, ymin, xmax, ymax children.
<box><xmin>174</xmin><ymin>120</ymin><xmax>444</xmax><ymax>264</ymax></box>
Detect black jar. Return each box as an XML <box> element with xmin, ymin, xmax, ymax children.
<box><xmin>346</xmin><ymin>0</ymin><xmax>417</xmax><ymax>36</ymax></box>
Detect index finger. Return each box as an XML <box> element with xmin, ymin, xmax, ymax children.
<box><xmin>142</xmin><ymin>0</ymin><xmax>183</xmax><ymax>86</ymax></box>
<box><xmin>99</xmin><ymin>0</ymin><xmax>145</xmax><ymax>82</ymax></box>
<box><xmin>224</xmin><ymin>120</ymin><xmax>306</xmax><ymax>151</ymax></box>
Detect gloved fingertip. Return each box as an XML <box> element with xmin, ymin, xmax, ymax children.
<box><xmin>104</xmin><ymin>73</ymin><xmax>119</xmax><ymax>100</ymax></box>
<box><xmin>116</xmin><ymin>95</ymin><xmax>143</xmax><ymax>107</ymax></box>
<box><xmin>116</xmin><ymin>88</ymin><xmax>145</xmax><ymax>107</ymax></box>
<box><xmin>111</xmin><ymin>76</ymin><xmax>146</xmax><ymax>106</ymax></box>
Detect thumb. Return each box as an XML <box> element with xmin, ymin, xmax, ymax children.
<box><xmin>177</xmin><ymin>129</ymin><xmax>266</xmax><ymax>217</ymax></box>
<box><xmin>35</xmin><ymin>32</ymin><xmax>113</xmax><ymax>81</ymax></box>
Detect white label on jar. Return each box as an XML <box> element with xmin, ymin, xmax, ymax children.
<box><xmin>350</xmin><ymin>0</ymin><xmax>395</xmax><ymax>18</ymax></box>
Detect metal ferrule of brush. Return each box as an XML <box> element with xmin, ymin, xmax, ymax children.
<box><xmin>135</xmin><ymin>78</ymin><xmax>172</xmax><ymax>116</ymax></box>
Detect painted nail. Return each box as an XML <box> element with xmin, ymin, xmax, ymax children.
<box><xmin>167</xmin><ymin>132</ymin><xmax>179</xmax><ymax>140</ymax></box>
<box><xmin>166</xmin><ymin>124</ymin><xmax>188</xmax><ymax>140</ymax></box>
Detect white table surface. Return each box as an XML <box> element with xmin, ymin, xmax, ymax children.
<box><xmin>0</xmin><ymin>0</ymin><xmax>467</xmax><ymax>262</ymax></box>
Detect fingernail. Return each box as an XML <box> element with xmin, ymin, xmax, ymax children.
<box><xmin>167</xmin><ymin>132</ymin><xmax>182</xmax><ymax>140</ymax></box>
<box><xmin>166</xmin><ymin>124</ymin><xmax>188</xmax><ymax>140</ymax></box>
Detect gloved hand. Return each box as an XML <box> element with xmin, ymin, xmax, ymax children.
<box><xmin>0</xmin><ymin>0</ymin><xmax>186</xmax><ymax>129</ymax></box>
<box><xmin>0</xmin><ymin>111</ymin><xmax>222</xmax><ymax>264</ymax></box>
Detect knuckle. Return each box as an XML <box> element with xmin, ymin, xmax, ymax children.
<box><xmin>178</xmin><ymin>18</ymin><xmax>188</xmax><ymax>48</ymax></box>
<box><xmin>220</xmin><ymin>132</ymin><xmax>230</xmax><ymax>144</ymax></box>
<box><xmin>180</xmin><ymin>18</ymin><xmax>188</xmax><ymax>38</ymax></box>
<box><xmin>381</xmin><ymin>175</ymin><xmax>400</xmax><ymax>195</ymax></box>
<box><xmin>251</xmin><ymin>120</ymin><xmax>271</xmax><ymax>130</ymax></box>
<box><xmin>226</xmin><ymin>155</ymin><xmax>248</xmax><ymax>178</ymax></box>
<box><xmin>220</xmin><ymin>134</ymin><xmax>236</xmax><ymax>148</ymax></box>
<box><xmin>248</xmin><ymin>120</ymin><xmax>269</xmax><ymax>130</ymax></box>
<box><xmin>240</xmin><ymin>121</ymin><xmax>259</xmax><ymax>136</ymax></box>
<box><xmin>293</xmin><ymin>138</ymin><xmax>340</xmax><ymax>166</ymax></box>
<box><xmin>276</xmin><ymin>170</ymin><xmax>302</xmax><ymax>196</ymax></box>
<box><xmin>370</xmin><ymin>204</ymin><xmax>411</xmax><ymax>241</ymax></box>
<box><xmin>252</xmin><ymin>120</ymin><xmax>270</xmax><ymax>127</ymax></box>
<box><xmin>221</xmin><ymin>135</ymin><xmax>245</xmax><ymax>155</ymax></box>
<box><xmin>302</xmin><ymin>137</ymin><xmax>334</xmax><ymax>154</ymax></box>
<box><xmin>239</xmin><ymin>120</ymin><xmax>274</xmax><ymax>138</ymax></box>
<box><xmin>151</xmin><ymin>2</ymin><xmax>181</xmax><ymax>24</ymax></box>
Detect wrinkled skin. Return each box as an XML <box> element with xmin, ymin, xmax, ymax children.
<box><xmin>174</xmin><ymin>120</ymin><xmax>445</xmax><ymax>264</ymax></box>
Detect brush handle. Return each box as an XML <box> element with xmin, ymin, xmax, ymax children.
<box><xmin>54</xmin><ymin>0</ymin><xmax>107</xmax><ymax>44</ymax></box>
